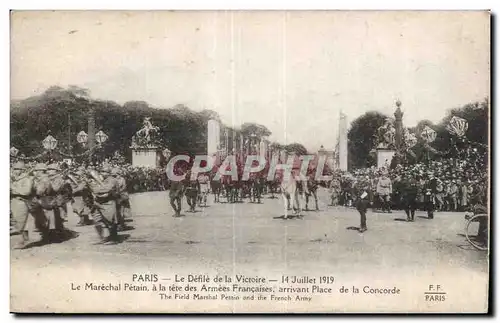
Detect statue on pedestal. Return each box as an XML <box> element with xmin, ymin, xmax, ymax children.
<box><xmin>376</xmin><ymin>118</ymin><xmax>396</xmax><ymax>150</ymax></box>
<box><xmin>131</xmin><ymin>117</ymin><xmax>161</xmax><ymax>148</ymax></box>
<box><xmin>130</xmin><ymin>117</ymin><xmax>164</xmax><ymax>168</ymax></box>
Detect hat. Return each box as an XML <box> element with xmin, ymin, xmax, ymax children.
<box><xmin>47</xmin><ymin>163</ymin><xmax>60</xmax><ymax>171</ymax></box>
<box><xmin>34</xmin><ymin>163</ymin><xmax>47</xmax><ymax>171</ymax></box>
<box><xmin>101</xmin><ymin>166</ymin><xmax>112</xmax><ymax>174</ymax></box>
<box><xmin>12</xmin><ymin>161</ymin><xmax>25</xmax><ymax>170</ymax></box>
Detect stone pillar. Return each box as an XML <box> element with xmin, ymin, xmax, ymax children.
<box><xmin>338</xmin><ymin>112</ymin><xmax>348</xmax><ymax>171</ymax></box>
<box><xmin>87</xmin><ymin>106</ymin><xmax>96</xmax><ymax>150</ymax></box>
<box><xmin>259</xmin><ymin>139</ymin><xmax>267</xmax><ymax>159</ymax></box>
<box><xmin>207</xmin><ymin>119</ymin><xmax>220</xmax><ymax>155</ymax></box>
<box><xmin>394</xmin><ymin>100</ymin><xmax>403</xmax><ymax>152</ymax></box>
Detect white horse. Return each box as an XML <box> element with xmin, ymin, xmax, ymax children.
<box><xmin>279</xmin><ymin>171</ymin><xmax>308</xmax><ymax>219</ymax></box>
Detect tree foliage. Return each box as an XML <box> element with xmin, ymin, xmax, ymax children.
<box><xmin>347</xmin><ymin>98</ymin><xmax>489</xmax><ymax>169</ymax></box>
<box><xmin>284</xmin><ymin>143</ymin><xmax>308</xmax><ymax>155</ymax></box>
<box><xmin>10</xmin><ymin>86</ymin><xmax>277</xmax><ymax>162</ymax></box>
<box><xmin>347</xmin><ymin>111</ymin><xmax>388</xmax><ymax>169</ymax></box>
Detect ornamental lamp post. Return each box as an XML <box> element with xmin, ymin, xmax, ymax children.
<box><xmin>42</xmin><ymin>134</ymin><xmax>58</xmax><ymax>162</ymax></box>
<box><xmin>95</xmin><ymin>130</ymin><xmax>108</xmax><ymax>165</ymax></box>
<box><xmin>42</xmin><ymin>134</ymin><xmax>58</xmax><ymax>151</ymax></box>
<box><xmin>95</xmin><ymin>130</ymin><xmax>108</xmax><ymax>146</ymax></box>
<box><xmin>76</xmin><ymin>131</ymin><xmax>88</xmax><ymax>147</ymax></box>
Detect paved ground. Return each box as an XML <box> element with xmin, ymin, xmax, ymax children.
<box><xmin>10</xmin><ymin>189</ymin><xmax>489</xmax><ymax>313</ymax></box>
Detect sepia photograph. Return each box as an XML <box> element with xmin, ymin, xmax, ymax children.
<box><xmin>9</xmin><ymin>10</ymin><xmax>490</xmax><ymax>313</ymax></box>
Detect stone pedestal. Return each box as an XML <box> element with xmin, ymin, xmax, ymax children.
<box><xmin>377</xmin><ymin>148</ymin><xmax>396</xmax><ymax>169</ymax></box>
<box><xmin>131</xmin><ymin>147</ymin><xmax>161</xmax><ymax>168</ymax></box>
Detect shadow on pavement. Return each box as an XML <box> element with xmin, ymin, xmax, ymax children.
<box><xmin>119</xmin><ymin>225</ymin><xmax>135</xmax><ymax>232</ymax></box>
<box><xmin>346</xmin><ymin>226</ymin><xmax>367</xmax><ymax>233</ymax></box>
<box><xmin>272</xmin><ymin>215</ymin><xmax>304</xmax><ymax>220</ymax></box>
<box><xmin>21</xmin><ymin>228</ymin><xmax>80</xmax><ymax>249</ymax></box>
<box><xmin>184</xmin><ymin>240</ymin><xmax>201</xmax><ymax>244</ymax></box>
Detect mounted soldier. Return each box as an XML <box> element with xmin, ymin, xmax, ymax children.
<box><xmin>305</xmin><ymin>173</ymin><xmax>320</xmax><ymax>211</ymax></box>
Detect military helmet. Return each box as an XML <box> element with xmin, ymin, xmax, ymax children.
<box><xmin>34</xmin><ymin>163</ymin><xmax>48</xmax><ymax>171</ymax></box>
<box><xmin>47</xmin><ymin>163</ymin><xmax>60</xmax><ymax>171</ymax></box>
<box><xmin>12</xmin><ymin>161</ymin><xmax>26</xmax><ymax>170</ymax></box>
<box><xmin>111</xmin><ymin>167</ymin><xmax>121</xmax><ymax>176</ymax></box>
<box><xmin>101</xmin><ymin>165</ymin><xmax>112</xmax><ymax>174</ymax></box>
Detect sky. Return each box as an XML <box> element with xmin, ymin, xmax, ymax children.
<box><xmin>10</xmin><ymin>10</ymin><xmax>490</xmax><ymax>151</ymax></box>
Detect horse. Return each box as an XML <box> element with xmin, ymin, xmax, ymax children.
<box><xmin>197</xmin><ymin>174</ymin><xmax>210</xmax><ymax>207</ymax></box>
<box><xmin>222</xmin><ymin>174</ymin><xmax>241</xmax><ymax>203</ymax></box>
<box><xmin>249</xmin><ymin>175</ymin><xmax>266</xmax><ymax>204</ymax></box>
<box><xmin>305</xmin><ymin>177</ymin><xmax>320</xmax><ymax>211</ymax></box>
<box><xmin>210</xmin><ymin>175</ymin><xmax>223</xmax><ymax>203</ymax></box>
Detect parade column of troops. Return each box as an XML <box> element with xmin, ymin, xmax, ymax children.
<box><xmin>10</xmin><ymin>160</ymin><xmax>132</xmax><ymax>248</ymax></box>
<box><xmin>10</xmin><ymin>108</ymin><xmax>489</xmax><ymax>248</ymax></box>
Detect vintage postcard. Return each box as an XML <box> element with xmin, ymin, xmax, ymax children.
<box><xmin>9</xmin><ymin>10</ymin><xmax>490</xmax><ymax>313</ymax></box>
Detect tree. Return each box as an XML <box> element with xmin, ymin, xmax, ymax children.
<box><xmin>240</xmin><ymin>122</ymin><xmax>272</xmax><ymax>138</ymax></box>
<box><xmin>285</xmin><ymin>143</ymin><xmax>308</xmax><ymax>155</ymax></box>
<box><xmin>347</xmin><ymin>111</ymin><xmax>388</xmax><ymax>169</ymax></box>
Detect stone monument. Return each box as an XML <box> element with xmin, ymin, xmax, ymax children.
<box><xmin>207</xmin><ymin>119</ymin><xmax>220</xmax><ymax>157</ymax></box>
<box><xmin>376</xmin><ymin>100</ymin><xmax>402</xmax><ymax>169</ymax></box>
<box><xmin>130</xmin><ymin>117</ymin><xmax>162</xmax><ymax>168</ymax></box>
<box><xmin>338</xmin><ymin>111</ymin><xmax>348</xmax><ymax>171</ymax></box>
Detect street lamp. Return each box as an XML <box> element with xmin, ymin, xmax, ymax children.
<box><xmin>95</xmin><ymin>130</ymin><xmax>108</xmax><ymax>146</ymax></box>
<box><xmin>42</xmin><ymin>134</ymin><xmax>58</xmax><ymax>151</ymax></box>
<box><xmin>76</xmin><ymin>131</ymin><xmax>88</xmax><ymax>147</ymax></box>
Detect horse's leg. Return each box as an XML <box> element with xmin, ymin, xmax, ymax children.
<box><xmin>283</xmin><ymin>193</ymin><xmax>288</xmax><ymax>219</ymax></box>
<box><xmin>314</xmin><ymin>191</ymin><xmax>319</xmax><ymax>210</ymax></box>
<box><xmin>170</xmin><ymin>197</ymin><xmax>177</xmax><ymax>216</ymax></box>
<box><xmin>295</xmin><ymin>191</ymin><xmax>302</xmax><ymax>217</ymax></box>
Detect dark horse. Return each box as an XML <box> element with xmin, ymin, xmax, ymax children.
<box><xmin>248</xmin><ymin>174</ymin><xmax>266</xmax><ymax>203</ymax></box>
<box><xmin>305</xmin><ymin>177</ymin><xmax>320</xmax><ymax>211</ymax></box>
<box><xmin>222</xmin><ymin>174</ymin><xmax>240</xmax><ymax>203</ymax></box>
<box><xmin>209</xmin><ymin>173</ymin><xmax>223</xmax><ymax>203</ymax></box>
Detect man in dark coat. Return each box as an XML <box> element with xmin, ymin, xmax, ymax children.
<box><xmin>425</xmin><ymin>177</ymin><xmax>438</xmax><ymax>219</ymax></box>
<box><xmin>400</xmin><ymin>177</ymin><xmax>418</xmax><ymax>222</ymax></box>
<box><xmin>356</xmin><ymin>191</ymin><xmax>370</xmax><ymax>232</ymax></box>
